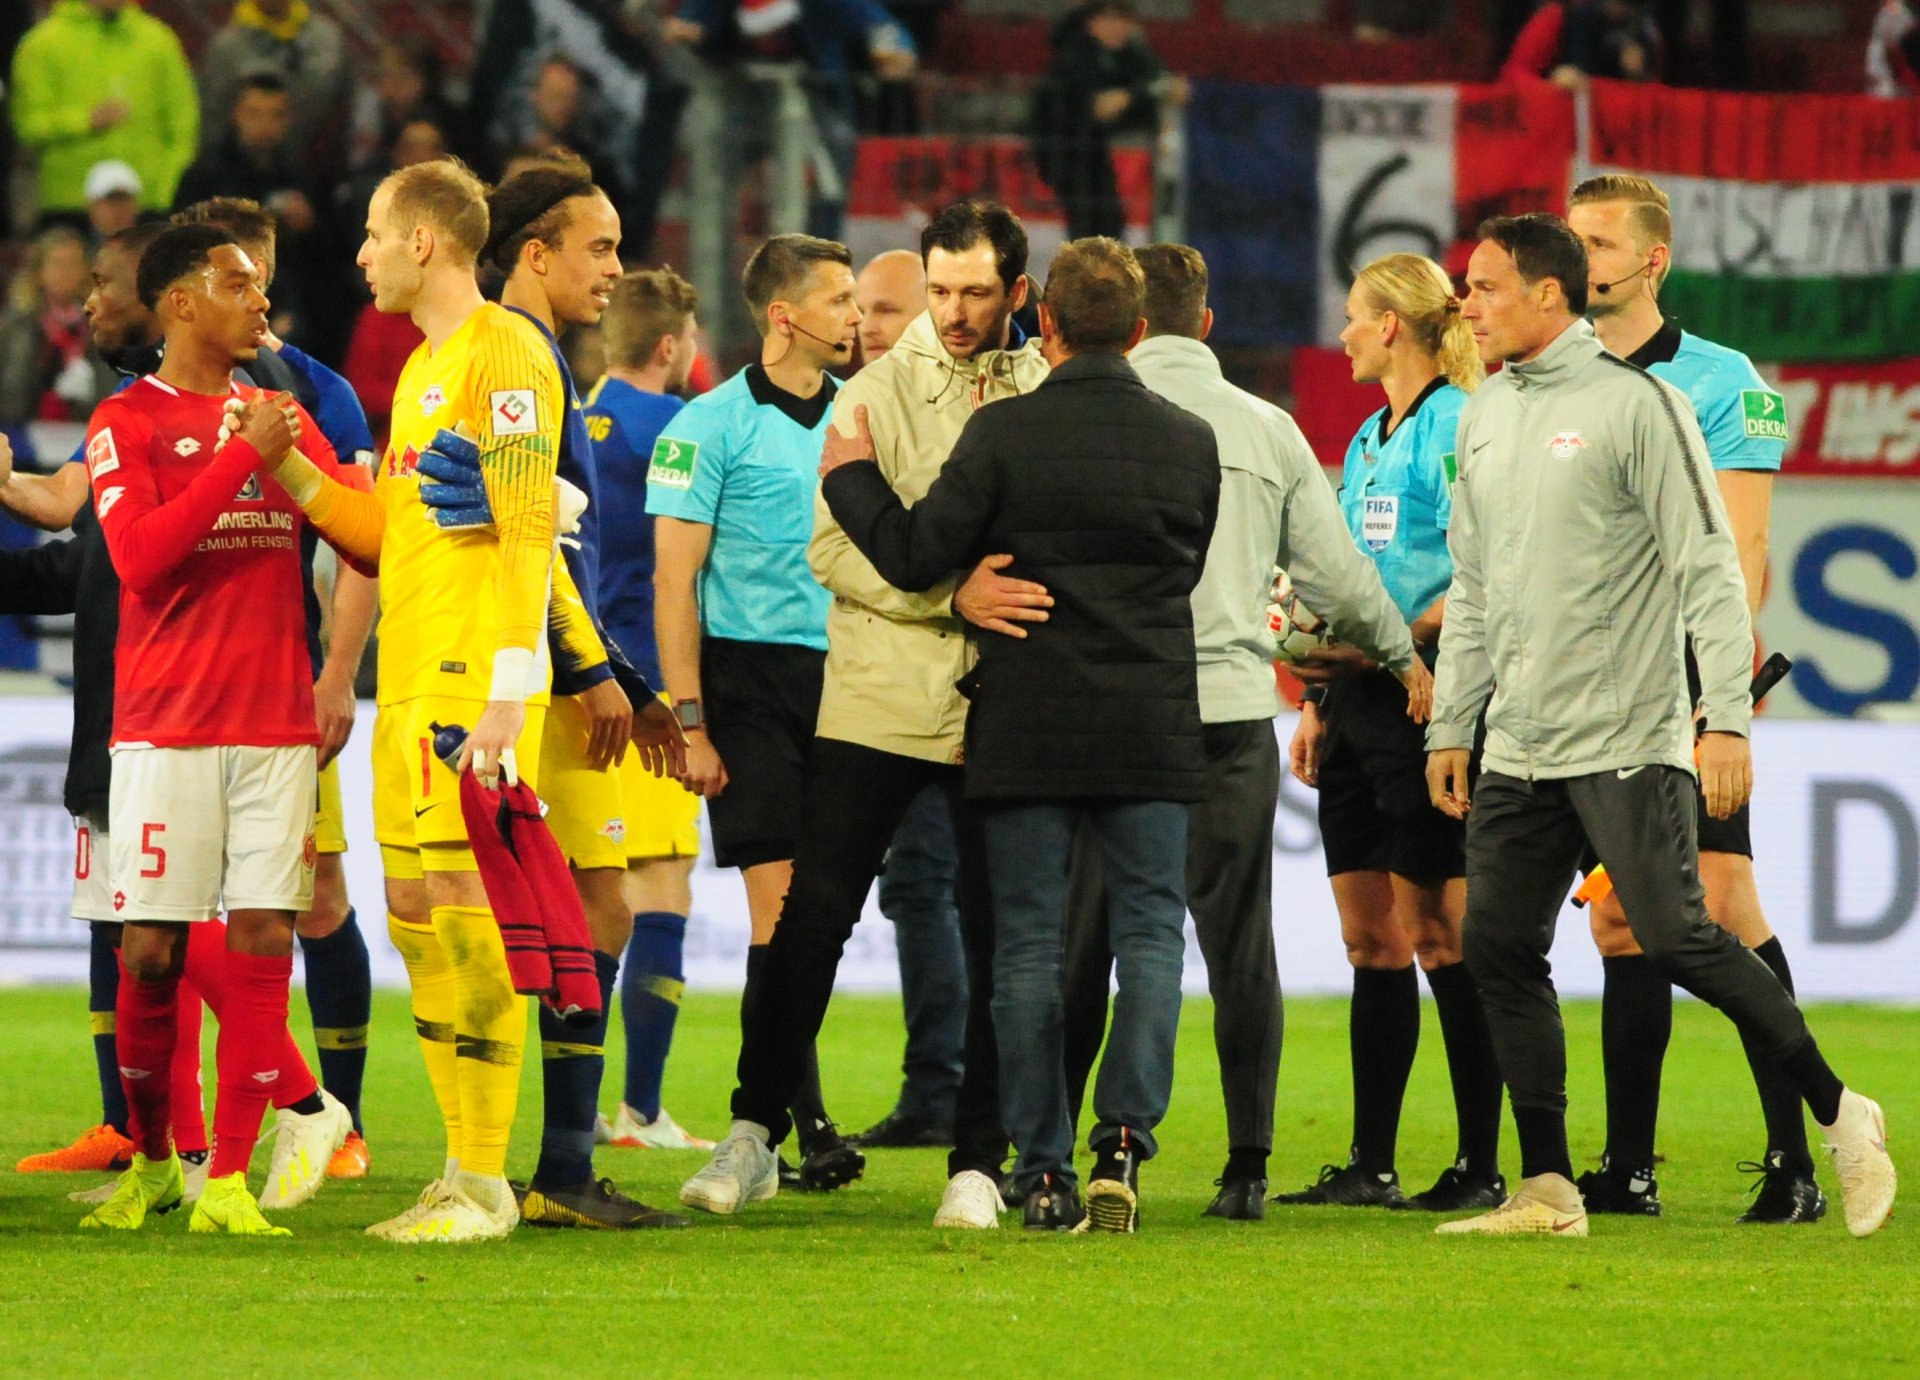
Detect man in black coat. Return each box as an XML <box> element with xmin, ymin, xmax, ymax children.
<box><xmin>822</xmin><ymin>237</ymin><xmax>1220</xmax><ymax>1233</ymax></box>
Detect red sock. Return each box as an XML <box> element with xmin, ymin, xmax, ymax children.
<box><xmin>185</xmin><ymin>919</ymin><xmax>318</xmax><ymax>1114</ymax></box>
<box><xmin>209</xmin><ymin>950</ymin><xmax>296</xmax><ymax>1179</ymax></box>
<box><xmin>171</xmin><ymin>976</ymin><xmax>208</xmax><ymax>1155</ymax></box>
<box><xmin>115</xmin><ymin>956</ymin><xmax>179</xmax><ymax>1162</ymax></box>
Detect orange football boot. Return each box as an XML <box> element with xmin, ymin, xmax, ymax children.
<box><xmin>17</xmin><ymin>1124</ymin><xmax>135</xmax><ymax>1174</ymax></box>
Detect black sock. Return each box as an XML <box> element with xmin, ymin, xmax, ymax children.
<box><xmin>288</xmin><ymin>1090</ymin><xmax>326</xmax><ymax>1117</ymax></box>
<box><xmin>791</xmin><ymin>1040</ymin><xmax>834</xmax><ymax>1153</ymax></box>
<box><xmin>299</xmin><ymin>908</ymin><xmax>372</xmax><ymax>1134</ymax></box>
<box><xmin>1600</xmin><ymin>954</ymin><xmax>1671</xmax><ymax>1173</ymax></box>
<box><xmin>534</xmin><ymin>951</ymin><xmax>619</xmax><ymax>1188</ymax></box>
<box><xmin>89</xmin><ymin>923</ymin><xmax>129</xmax><ymax>1134</ymax></box>
<box><xmin>1781</xmin><ymin>1035</ymin><xmax>1845</xmax><ymax>1128</ymax></box>
<box><xmin>1224</xmin><ymin>1145</ymin><xmax>1268</xmax><ymax>1181</ymax></box>
<box><xmin>1425</xmin><ymin>961</ymin><xmax>1503</xmax><ymax>1176</ymax></box>
<box><xmin>1740</xmin><ymin>937</ymin><xmax>1816</xmax><ymax>1175</ymax></box>
<box><xmin>1349</xmin><ymin>965</ymin><xmax>1419</xmax><ymax>1176</ymax></box>
<box><xmin>1514</xmin><ymin>1105</ymin><xmax>1574</xmax><ymax>1182</ymax></box>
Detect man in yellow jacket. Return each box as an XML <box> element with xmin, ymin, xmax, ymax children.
<box><xmin>680</xmin><ymin>200</ymin><xmax>1052</xmax><ymax>1229</ymax></box>
<box><xmin>11</xmin><ymin>0</ymin><xmax>198</xmax><ymax>224</ymax></box>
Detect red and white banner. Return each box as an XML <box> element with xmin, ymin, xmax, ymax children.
<box><xmin>1772</xmin><ymin>359</ymin><xmax>1920</xmax><ymax>476</ymax></box>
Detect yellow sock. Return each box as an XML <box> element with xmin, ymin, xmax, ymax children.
<box><xmin>431</xmin><ymin>904</ymin><xmax>526</xmax><ymax>1179</ymax></box>
<box><xmin>388</xmin><ymin>913</ymin><xmax>461</xmax><ymax>1164</ymax></box>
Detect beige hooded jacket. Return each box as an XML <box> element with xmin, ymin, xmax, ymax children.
<box><xmin>808</xmin><ymin>309</ymin><xmax>1050</xmax><ymax>763</ymax></box>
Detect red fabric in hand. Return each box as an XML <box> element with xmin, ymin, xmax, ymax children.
<box><xmin>458</xmin><ymin>773</ymin><xmax>603</xmax><ymax>1025</ymax></box>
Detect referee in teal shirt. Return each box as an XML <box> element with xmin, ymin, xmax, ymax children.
<box><xmin>646</xmin><ymin>233</ymin><xmax>864</xmax><ymax>1186</ymax></box>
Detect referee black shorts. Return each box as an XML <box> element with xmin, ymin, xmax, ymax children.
<box><xmin>1316</xmin><ymin>668</ymin><xmax>1467</xmax><ymax>882</ymax></box>
<box><xmin>700</xmin><ymin>637</ymin><xmax>825</xmax><ymax>871</ymax></box>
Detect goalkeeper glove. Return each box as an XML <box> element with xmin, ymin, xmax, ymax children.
<box><xmin>417</xmin><ymin>425</ymin><xmax>492</xmax><ymax>529</ymax></box>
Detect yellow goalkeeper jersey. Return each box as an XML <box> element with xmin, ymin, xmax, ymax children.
<box><xmin>376</xmin><ymin>302</ymin><xmax>564</xmax><ymax>708</ymax></box>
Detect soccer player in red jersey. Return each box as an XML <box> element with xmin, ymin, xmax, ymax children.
<box><xmin>80</xmin><ymin>223</ymin><xmax>383</xmax><ymax>1236</ymax></box>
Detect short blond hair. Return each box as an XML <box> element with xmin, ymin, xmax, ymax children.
<box><xmin>381</xmin><ymin>156</ymin><xmax>490</xmax><ymax>264</ymax></box>
<box><xmin>604</xmin><ymin>268</ymin><xmax>699</xmax><ymax>368</ymax></box>
<box><xmin>1570</xmin><ymin>174</ymin><xmax>1673</xmax><ymax>265</ymax></box>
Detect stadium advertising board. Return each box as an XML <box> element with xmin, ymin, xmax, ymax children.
<box><xmin>1759</xmin><ymin>481</ymin><xmax>1920</xmax><ymax>720</ymax></box>
<box><xmin>1</xmin><ymin>700</ymin><xmax>1914</xmax><ymax>1000</ymax></box>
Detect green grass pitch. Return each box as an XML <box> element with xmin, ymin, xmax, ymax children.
<box><xmin>0</xmin><ymin>987</ymin><xmax>1914</xmax><ymax>1376</ymax></box>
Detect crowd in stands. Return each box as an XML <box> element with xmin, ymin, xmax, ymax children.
<box><xmin>0</xmin><ymin>0</ymin><xmax>1904</xmax><ymax>451</ymax></box>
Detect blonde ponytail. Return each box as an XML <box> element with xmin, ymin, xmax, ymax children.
<box><xmin>1354</xmin><ymin>253</ymin><xmax>1484</xmax><ymax>394</ymax></box>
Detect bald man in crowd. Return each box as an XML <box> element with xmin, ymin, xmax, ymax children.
<box><xmin>857</xmin><ymin>249</ymin><xmax>926</xmax><ymax>363</ymax></box>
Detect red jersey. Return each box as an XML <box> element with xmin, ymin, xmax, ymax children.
<box><xmin>87</xmin><ymin>375</ymin><xmax>355</xmax><ymax>748</ymax></box>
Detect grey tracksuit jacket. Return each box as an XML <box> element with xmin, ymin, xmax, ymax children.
<box><xmin>1128</xmin><ymin>334</ymin><xmax>1416</xmax><ymax>723</ymax></box>
<box><xmin>1427</xmin><ymin>318</ymin><xmax>1754</xmax><ymax>780</ymax></box>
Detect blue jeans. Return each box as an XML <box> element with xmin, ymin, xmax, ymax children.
<box><xmin>877</xmin><ymin>784</ymin><xmax>968</xmax><ymax>1126</ymax></box>
<box><xmin>984</xmin><ymin>800</ymin><xmax>1189</xmax><ymax>1190</ymax></box>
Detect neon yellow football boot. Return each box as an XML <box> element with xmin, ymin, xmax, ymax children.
<box><xmin>77</xmin><ymin>1151</ymin><xmax>184</xmax><ymax>1231</ymax></box>
<box><xmin>188</xmin><ymin>1172</ymin><xmax>292</xmax><ymax>1238</ymax></box>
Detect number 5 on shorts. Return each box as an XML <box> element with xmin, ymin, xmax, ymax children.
<box><xmin>140</xmin><ymin>823</ymin><xmax>168</xmax><ymax>879</ymax></box>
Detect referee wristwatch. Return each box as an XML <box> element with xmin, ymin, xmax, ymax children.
<box><xmin>674</xmin><ymin>698</ymin><xmax>706</xmax><ymax>731</ymax></box>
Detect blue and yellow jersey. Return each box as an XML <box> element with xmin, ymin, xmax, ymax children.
<box><xmin>376</xmin><ymin>302</ymin><xmax>563</xmax><ymax>707</ymax></box>
<box><xmin>585</xmin><ymin>374</ymin><xmax>683</xmax><ymax>690</ymax></box>
<box><xmin>502</xmin><ymin>306</ymin><xmax>618</xmax><ymax>697</ymax></box>
<box><xmin>643</xmin><ymin>365</ymin><xmax>834</xmax><ymax>651</ymax></box>
<box><xmin>1627</xmin><ymin>322</ymin><xmax>1787</xmax><ymax>473</ymax></box>
<box><xmin>1338</xmin><ymin>377</ymin><xmax>1465</xmax><ymax>626</ymax></box>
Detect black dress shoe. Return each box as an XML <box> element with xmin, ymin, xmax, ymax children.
<box><xmin>517</xmin><ymin>1177</ymin><xmax>692</xmax><ymax>1229</ymax></box>
<box><xmin>998</xmin><ymin>1172</ymin><xmax>1026</xmax><ymax>1209</ymax></box>
<box><xmin>1574</xmin><ymin>1156</ymin><xmax>1661</xmax><ymax>1216</ymax></box>
<box><xmin>1394</xmin><ymin>1162</ymin><xmax>1508</xmax><ymax>1212</ymax></box>
<box><xmin>847</xmin><ymin>1111</ymin><xmax>953</xmax><ymax>1149</ymax></box>
<box><xmin>1203</xmin><ymin>1175</ymin><xmax>1268</xmax><ymax>1220</ymax></box>
<box><xmin>1270</xmin><ymin>1162</ymin><xmax>1404</xmax><ymax>1207</ymax></box>
<box><xmin>1737</xmin><ymin>1153</ymin><xmax>1827</xmax><ymax>1224</ymax></box>
<box><xmin>1021</xmin><ymin>1175</ymin><xmax>1085</xmax><ymax>1231</ymax></box>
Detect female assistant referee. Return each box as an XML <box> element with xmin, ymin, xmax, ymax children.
<box><xmin>1272</xmin><ymin>253</ymin><xmax>1506</xmax><ymax>1213</ymax></box>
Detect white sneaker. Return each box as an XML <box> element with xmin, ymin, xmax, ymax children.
<box><xmin>933</xmin><ymin>1170</ymin><xmax>1005</xmax><ymax>1229</ymax></box>
<box><xmin>387</xmin><ymin>1182</ymin><xmax>517</xmax><ymax>1244</ymax></box>
<box><xmin>679</xmin><ymin>1123</ymin><xmax>778</xmax><ymax>1215</ymax></box>
<box><xmin>594</xmin><ymin>1112</ymin><xmax>615</xmax><ymax>1145</ymax></box>
<box><xmin>1436</xmin><ymin>1173</ymin><xmax>1588</xmax><ymax>1237</ymax></box>
<box><xmin>70</xmin><ymin>1152</ymin><xmax>210</xmax><ymax>1206</ymax></box>
<box><xmin>365</xmin><ymin>1179</ymin><xmax>453</xmax><ymax>1240</ymax></box>
<box><xmin>259</xmin><ymin>1089</ymin><xmax>352</xmax><ymax>1209</ymax></box>
<box><xmin>1822</xmin><ymin>1089</ymin><xmax>1897</xmax><ymax>1238</ymax></box>
<box><xmin>607</xmin><ymin>1103</ymin><xmax>716</xmax><ymax>1151</ymax></box>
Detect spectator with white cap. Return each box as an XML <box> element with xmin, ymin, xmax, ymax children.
<box><xmin>83</xmin><ymin>159</ymin><xmax>143</xmax><ymax>244</ymax></box>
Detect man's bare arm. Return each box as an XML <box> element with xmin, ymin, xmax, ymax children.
<box><xmin>1</xmin><ymin>459</ymin><xmax>90</xmax><ymax>533</ymax></box>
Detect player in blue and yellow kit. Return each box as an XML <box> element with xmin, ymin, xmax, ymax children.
<box><xmin>1278</xmin><ymin>253</ymin><xmax>1507</xmax><ymax>1214</ymax></box>
<box><xmin>476</xmin><ymin>159</ymin><xmax>688</xmax><ymax>1227</ymax></box>
<box><xmin>1568</xmin><ymin>175</ymin><xmax>1818</xmax><ymax>1224</ymax></box>
<box><xmin>584</xmin><ymin>268</ymin><xmax>714</xmax><ymax>1153</ymax></box>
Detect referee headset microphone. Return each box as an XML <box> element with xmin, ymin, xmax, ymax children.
<box><xmin>1592</xmin><ymin>260</ymin><xmax>1653</xmax><ymax>295</ymax></box>
<box><xmin>784</xmin><ymin>315</ymin><xmax>854</xmax><ymax>355</ymax></box>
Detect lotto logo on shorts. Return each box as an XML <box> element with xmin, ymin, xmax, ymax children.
<box><xmin>112</xmin><ymin>890</ymin><xmax>126</xmax><ymax>913</ymax></box>
<box><xmin>491</xmin><ymin>389</ymin><xmax>538</xmax><ymax>436</ymax></box>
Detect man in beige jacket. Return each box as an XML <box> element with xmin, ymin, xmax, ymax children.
<box><xmin>679</xmin><ymin>201</ymin><xmax>1053</xmax><ymax>1228</ymax></box>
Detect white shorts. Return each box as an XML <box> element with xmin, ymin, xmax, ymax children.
<box><xmin>71</xmin><ymin>816</ymin><xmax>116</xmax><ymax>923</ymax></box>
<box><xmin>107</xmin><ymin>744</ymin><xmax>318</xmax><ymax>921</ymax></box>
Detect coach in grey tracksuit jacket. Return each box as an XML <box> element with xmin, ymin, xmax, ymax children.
<box><xmin>1428</xmin><ymin>314</ymin><xmax>1832</xmax><ymax>1184</ymax></box>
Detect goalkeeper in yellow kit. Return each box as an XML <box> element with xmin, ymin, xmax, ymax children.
<box><xmin>354</xmin><ymin>157</ymin><xmax>574</xmax><ymax>1243</ymax></box>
